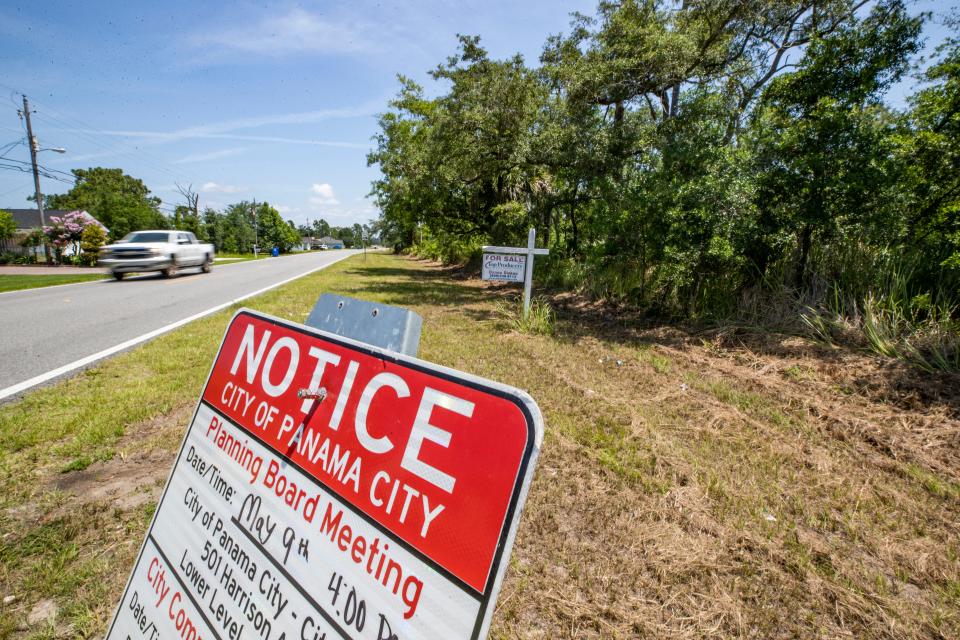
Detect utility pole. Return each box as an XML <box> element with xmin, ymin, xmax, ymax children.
<box><xmin>21</xmin><ymin>95</ymin><xmax>51</xmax><ymax>264</ymax></box>
<box><xmin>251</xmin><ymin>199</ymin><xmax>259</xmax><ymax>258</ymax></box>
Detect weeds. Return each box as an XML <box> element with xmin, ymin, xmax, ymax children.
<box><xmin>496</xmin><ymin>295</ymin><xmax>555</xmax><ymax>334</ymax></box>
<box><xmin>801</xmin><ymin>281</ymin><xmax>959</xmax><ymax>372</ymax></box>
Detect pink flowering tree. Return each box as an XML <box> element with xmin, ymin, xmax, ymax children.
<box><xmin>42</xmin><ymin>211</ymin><xmax>102</xmax><ymax>264</ymax></box>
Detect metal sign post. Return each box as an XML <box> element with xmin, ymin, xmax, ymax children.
<box><xmin>482</xmin><ymin>227</ymin><xmax>549</xmax><ymax>318</ymax></box>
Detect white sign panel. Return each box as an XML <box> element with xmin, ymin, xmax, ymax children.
<box><xmin>481</xmin><ymin>254</ymin><xmax>525</xmax><ymax>282</ymax></box>
<box><xmin>106</xmin><ymin>309</ymin><xmax>543</xmax><ymax>640</ymax></box>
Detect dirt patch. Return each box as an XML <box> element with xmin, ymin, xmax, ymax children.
<box><xmin>49</xmin><ymin>403</ymin><xmax>193</xmax><ymax>511</ymax></box>
<box><xmin>51</xmin><ymin>451</ymin><xmax>170</xmax><ymax>511</ymax></box>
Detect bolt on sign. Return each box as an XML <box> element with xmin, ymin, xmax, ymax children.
<box><xmin>106</xmin><ymin>309</ymin><xmax>543</xmax><ymax>640</ymax></box>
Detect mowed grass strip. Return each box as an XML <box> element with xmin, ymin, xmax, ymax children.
<box><xmin>1</xmin><ymin>253</ymin><xmax>958</xmax><ymax>639</ymax></box>
<box><xmin>0</xmin><ymin>274</ymin><xmax>106</xmax><ymax>293</ymax></box>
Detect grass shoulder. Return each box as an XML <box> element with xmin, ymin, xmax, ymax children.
<box><xmin>0</xmin><ymin>273</ymin><xmax>107</xmax><ymax>293</ymax></box>
<box><xmin>0</xmin><ymin>253</ymin><xmax>957</xmax><ymax>639</ymax></box>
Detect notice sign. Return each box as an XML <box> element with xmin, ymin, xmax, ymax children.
<box><xmin>106</xmin><ymin>309</ymin><xmax>542</xmax><ymax>640</ymax></box>
<box><xmin>481</xmin><ymin>254</ymin><xmax>526</xmax><ymax>283</ymax></box>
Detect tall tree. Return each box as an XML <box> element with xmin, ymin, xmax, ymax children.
<box><xmin>899</xmin><ymin>17</ymin><xmax>960</xmax><ymax>275</ymax></box>
<box><xmin>254</xmin><ymin>203</ymin><xmax>300</xmax><ymax>252</ymax></box>
<box><xmin>750</xmin><ymin>0</ymin><xmax>922</xmax><ymax>286</ymax></box>
<box><xmin>220</xmin><ymin>202</ymin><xmax>256</xmax><ymax>253</ymax></box>
<box><xmin>46</xmin><ymin>167</ymin><xmax>167</xmax><ymax>240</ymax></box>
<box><xmin>312</xmin><ymin>218</ymin><xmax>331</xmax><ymax>237</ymax></box>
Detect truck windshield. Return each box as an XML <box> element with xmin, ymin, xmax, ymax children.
<box><xmin>120</xmin><ymin>232</ymin><xmax>170</xmax><ymax>243</ymax></box>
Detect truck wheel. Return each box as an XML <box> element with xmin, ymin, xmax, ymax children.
<box><xmin>163</xmin><ymin>256</ymin><xmax>178</xmax><ymax>278</ymax></box>
<box><xmin>202</xmin><ymin>254</ymin><xmax>212</xmax><ymax>273</ymax></box>
<box><xmin>112</xmin><ymin>271</ymin><xmax>124</xmax><ymax>281</ymax></box>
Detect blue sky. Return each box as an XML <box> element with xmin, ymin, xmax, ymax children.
<box><xmin>0</xmin><ymin>0</ymin><xmax>955</xmax><ymax>228</ymax></box>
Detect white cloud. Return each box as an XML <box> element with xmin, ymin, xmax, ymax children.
<box><xmin>80</xmin><ymin>130</ymin><xmax>368</xmax><ymax>148</ymax></box>
<box><xmin>64</xmin><ymin>105</ymin><xmax>378</xmax><ymax>148</ymax></box>
<box><xmin>309</xmin><ymin>183</ymin><xmax>339</xmax><ymax>206</ymax></box>
<box><xmin>188</xmin><ymin>8</ymin><xmax>376</xmax><ymax>57</ymax></box>
<box><xmin>311</xmin><ymin>183</ymin><xmax>335</xmax><ymax>198</ymax></box>
<box><xmin>174</xmin><ymin>147</ymin><xmax>246</xmax><ymax>164</ymax></box>
<box><xmin>201</xmin><ymin>182</ymin><xmax>246</xmax><ymax>194</ymax></box>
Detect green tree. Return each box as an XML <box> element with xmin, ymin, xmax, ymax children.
<box><xmin>202</xmin><ymin>207</ymin><xmax>225</xmax><ymax>251</ymax></box>
<box><xmin>45</xmin><ymin>167</ymin><xmax>167</xmax><ymax>240</ymax></box>
<box><xmin>369</xmin><ymin>0</ymin><xmax>954</xmax><ymax>321</ymax></box>
<box><xmin>221</xmin><ymin>202</ymin><xmax>256</xmax><ymax>253</ymax></box>
<box><xmin>0</xmin><ymin>210</ymin><xmax>15</xmax><ymax>242</ymax></box>
<box><xmin>899</xmin><ymin>18</ymin><xmax>960</xmax><ymax>275</ymax></box>
<box><xmin>172</xmin><ymin>205</ymin><xmax>205</xmax><ymax>241</ymax></box>
<box><xmin>369</xmin><ymin>37</ymin><xmax>546</xmax><ymax>253</ymax></box>
<box><xmin>312</xmin><ymin>218</ymin><xmax>331</xmax><ymax>237</ymax></box>
<box><xmin>750</xmin><ymin>0</ymin><xmax>922</xmax><ymax>286</ymax></box>
<box><xmin>255</xmin><ymin>203</ymin><xmax>300</xmax><ymax>253</ymax></box>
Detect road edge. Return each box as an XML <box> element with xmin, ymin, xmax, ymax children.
<box><xmin>0</xmin><ymin>251</ymin><xmax>357</xmax><ymax>403</ymax></box>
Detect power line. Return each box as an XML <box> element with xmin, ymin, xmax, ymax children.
<box><xmin>34</xmin><ymin>113</ymin><xmax>186</xmax><ymax>181</ymax></box>
<box><xmin>0</xmin><ymin>163</ymin><xmax>74</xmax><ymax>185</ymax></box>
<box><xmin>0</xmin><ymin>81</ymin><xmax>194</xmax><ymax>185</ymax></box>
<box><xmin>0</xmin><ymin>157</ymin><xmax>75</xmax><ymax>180</ymax></box>
<box><xmin>0</xmin><ymin>139</ymin><xmax>24</xmax><ymax>159</ymax></box>
<box><xmin>31</xmin><ymin>106</ymin><xmax>190</xmax><ymax>183</ymax></box>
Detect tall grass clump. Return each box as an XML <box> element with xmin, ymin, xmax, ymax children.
<box><xmin>799</xmin><ymin>255</ymin><xmax>959</xmax><ymax>371</ymax></box>
<box><xmin>496</xmin><ymin>295</ymin><xmax>555</xmax><ymax>335</ymax></box>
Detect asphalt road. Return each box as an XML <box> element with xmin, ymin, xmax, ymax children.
<box><xmin>0</xmin><ymin>251</ymin><xmax>357</xmax><ymax>400</ymax></box>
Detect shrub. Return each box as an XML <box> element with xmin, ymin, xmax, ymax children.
<box><xmin>79</xmin><ymin>224</ymin><xmax>108</xmax><ymax>267</ymax></box>
<box><xmin>43</xmin><ymin>211</ymin><xmax>105</xmax><ymax>265</ymax></box>
<box><xmin>0</xmin><ymin>210</ymin><xmax>14</xmax><ymax>242</ymax></box>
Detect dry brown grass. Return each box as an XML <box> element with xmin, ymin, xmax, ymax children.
<box><xmin>1</xmin><ymin>253</ymin><xmax>957</xmax><ymax>639</ymax></box>
<box><xmin>484</xmin><ymin>292</ymin><xmax>960</xmax><ymax>640</ymax></box>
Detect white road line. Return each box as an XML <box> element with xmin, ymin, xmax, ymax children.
<box><xmin>0</xmin><ymin>252</ymin><xmax>332</xmax><ymax>297</ymax></box>
<box><xmin>0</xmin><ymin>252</ymin><xmax>356</xmax><ymax>403</ymax></box>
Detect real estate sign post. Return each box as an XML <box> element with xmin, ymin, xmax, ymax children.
<box><xmin>105</xmin><ymin>308</ymin><xmax>543</xmax><ymax>640</ymax></box>
<box><xmin>482</xmin><ymin>228</ymin><xmax>549</xmax><ymax>318</ymax></box>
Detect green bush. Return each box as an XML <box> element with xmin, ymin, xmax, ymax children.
<box><xmin>79</xmin><ymin>224</ymin><xmax>108</xmax><ymax>267</ymax></box>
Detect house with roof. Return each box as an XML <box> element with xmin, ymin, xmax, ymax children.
<box><xmin>1</xmin><ymin>208</ymin><xmax>107</xmax><ymax>256</ymax></box>
<box><xmin>296</xmin><ymin>235</ymin><xmax>345</xmax><ymax>250</ymax></box>
<box><xmin>318</xmin><ymin>236</ymin><xmax>345</xmax><ymax>249</ymax></box>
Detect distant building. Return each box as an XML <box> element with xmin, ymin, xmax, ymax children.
<box><xmin>1</xmin><ymin>208</ymin><xmax>107</xmax><ymax>256</ymax></box>
<box><xmin>318</xmin><ymin>236</ymin><xmax>345</xmax><ymax>249</ymax></box>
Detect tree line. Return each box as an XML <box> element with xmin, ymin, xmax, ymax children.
<box><xmin>38</xmin><ymin>167</ymin><xmax>369</xmax><ymax>253</ymax></box>
<box><xmin>368</xmin><ymin>0</ymin><xmax>959</xmax><ymax>329</ymax></box>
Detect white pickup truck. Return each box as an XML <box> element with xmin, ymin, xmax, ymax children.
<box><xmin>98</xmin><ymin>230</ymin><xmax>215</xmax><ymax>280</ymax></box>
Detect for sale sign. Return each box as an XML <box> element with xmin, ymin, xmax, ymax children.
<box><xmin>481</xmin><ymin>253</ymin><xmax>526</xmax><ymax>283</ymax></box>
<box><xmin>106</xmin><ymin>309</ymin><xmax>542</xmax><ymax>640</ymax></box>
